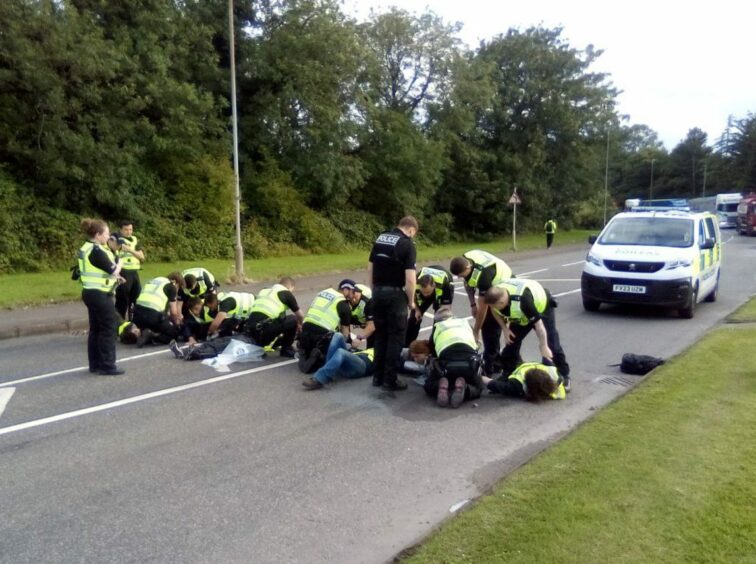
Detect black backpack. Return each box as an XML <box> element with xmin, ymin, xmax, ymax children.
<box><xmin>620</xmin><ymin>353</ymin><xmax>665</xmax><ymax>375</ymax></box>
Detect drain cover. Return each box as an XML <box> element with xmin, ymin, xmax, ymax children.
<box><xmin>598</xmin><ymin>375</ymin><xmax>637</xmax><ymax>388</ymax></box>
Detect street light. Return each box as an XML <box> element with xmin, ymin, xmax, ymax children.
<box><xmin>603</xmin><ymin>123</ymin><xmax>610</xmax><ymax>226</ymax></box>
<box><xmin>228</xmin><ymin>0</ymin><xmax>245</xmax><ymax>282</ymax></box>
<box><xmin>649</xmin><ymin>158</ymin><xmax>655</xmax><ymax>200</ymax></box>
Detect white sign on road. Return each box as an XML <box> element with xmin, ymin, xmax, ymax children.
<box><xmin>0</xmin><ymin>387</ymin><xmax>16</xmax><ymax>420</ymax></box>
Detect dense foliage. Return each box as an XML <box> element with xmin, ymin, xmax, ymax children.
<box><xmin>0</xmin><ymin>0</ymin><xmax>753</xmax><ymax>273</ymax></box>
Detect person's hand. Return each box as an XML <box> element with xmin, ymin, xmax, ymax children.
<box><xmin>470</xmin><ymin>303</ymin><xmax>478</xmax><ymax>317</ymax></box>
<box><xmin>116</xmin><ymin>275</ymin><xmax>127</xmax><ymax>285</ymax></box>
<box><xmin>481</xmin><ymin>375</ymin><xmax>493</xmax><ymax>385</ymax></box>
<box><xmin>414</xmin><ymin>308</ymin><xmax>422</xmax><ymax>322</ymax></box>
<box><xmin>504</xmin><ymin>326</ymin><xmax>516</xmax><ymax>345</ymax></box>
<box><xmin>540</xmin><ymin>344</ymin><xmax>554</xmax><ymax>362</ymax></box>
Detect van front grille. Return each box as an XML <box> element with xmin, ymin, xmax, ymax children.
<box><xmin>604</xmin><ymin>260</ymin><xmax>664</xmax><ymax>273</ymax></box>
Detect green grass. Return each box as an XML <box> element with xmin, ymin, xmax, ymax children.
<box><xmin>728</xmin><ymin>297</ymin><xmax>756</xmax><ymax>323</ymax></box>
<box><xmin>0</xmin><ymin>230</ymin><xmax>591</xmax><ymax>309</ymax></box>
<box><xmin>404</xmin><ymin>314</ymin><xmax>756</xmax><ymax>563</ymax></box>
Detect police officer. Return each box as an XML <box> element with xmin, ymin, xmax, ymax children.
<box><xmin>205</xmin><ymin>291</ymin><xmax>256</xmax><ymax>337</ymax></box>
<box><xmin>244</xmin><ymin>277</ymin><xmax>304</xmax><ymax>357</ymax></box>
<box><xmin>368</xmin><ymin>216</ymin><xmax>418</xmax><ymax>391</ymax></box>
<box><xmin>449</xmin><ymin>250</ymin><xmax>513</xmax><ymax>375</ymax></box>
<box><xmin>181</xmin><ymin>267</ymin><xmax>219</xmax><ymax>300</ymax></box>
<box><xmin>482</xmin><ymin>361</ymin><xmax>566</xmax><ymax>401</ymax></box>
<box><xmin>405</xmin><ymin>265</ymin><xmax>454</xmax><ymax>346</ymax></box>
<box><xmin>133</xmin><ymin>272</ymin><xmax>185</xmax><ymax>347</ymax></box>
<box><xmin>483</xmin><ymin>279</ymin><xmax>571</xmax><ymax>391</ymax></box>
<box><xmin>350</xmin><ymin>283</ymin><xmax>375</xmax><ymax>347</ymax></box>
<box><xmin>544</xmin><ymin>218</ymin><xmax>557</xmax><ymax>248</ymax></box>
<box><xmin>112</xmin><ymin>219</ymin><xmax>145</xmax><ymax>320</ymax></box>
<box><xmin>77</xmin><ymin>218</ymin><xmax>124</xmax><ymax>375</ymax></box>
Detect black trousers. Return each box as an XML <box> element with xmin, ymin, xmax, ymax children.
<box><xmin>372</xmin><ymin>287</ymin><xmax>408</xmax><ymax>385</ymax></box>
<box><xmin>546</xmin><ymin>233</ymin><xmax>554</xmax><ymax>248</ymax></box>
<box><xmin>404</xmin><ymin>303</ymin><xmax>431</xmax><ymax>346</ymax></box>
<box><xmin>499</xmin><ymin>306</ymin><xmax>570</xmax><ymax>377</ymax></box>
<box><xmin>133</xmin><ymin>305</ymin><xmax>178</xmax><ymax>343</ymax></box>
<box><xmin>296</xmin><ymin>324</ymin><xmax>331</xmax><ymax>373</ymax></box>
<box><xmin>481</xmin><ymin>308</ymin><xmax>502</xmax><ymax>375</ymax></box>
<box><xmin>115</xmin><ymin>270</ymin><xmax>141</xmax><ymax>320</ymax></box>
<box><xmin>82</xmin><ymin>289</ymin><xmax>118</xmax><ymax>372</ymax></box>
<box><xmin>424</xmin><ymin>349</ymin><xmax>483</xmax><ymax>402</ymax></box>
<box><xmin>246</xmin><ymin>315</ymin><xmax>297</xmax><ymax>348</ymax></box>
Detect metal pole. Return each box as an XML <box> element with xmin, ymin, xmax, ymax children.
<box><xmin>229</xmin><ymin>0</ymin><xmax>244</xmax><ymax>281</ymax></box>
<box><xmin>649</xmin><ymin>158</ymin><xmax>655</xmax><ymax>200</ymax></box>
<box><xmin>512</xmin><ymin>201</ymin><xmax>517</xmax><ymax>251</ymax></box>
<box><xmin>603</xmin><ymin>125</ymin><xmax>610</xmax><ymax>226</ymax></box>
<box><xmin>702</xmin><ymin>161</ymin><xmax>707</xmax><ymax>197</ymax></box>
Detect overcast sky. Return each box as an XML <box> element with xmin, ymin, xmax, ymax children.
<box><xmin>343</xmin><ymin>0</ymin><xmax>755</xmax><ymax>150</ymax></box>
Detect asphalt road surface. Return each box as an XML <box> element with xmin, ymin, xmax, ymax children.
<box><xmin>1</xmin><ymin>234</ymin><xmax>754</xmax><ymax>564</ymax></box>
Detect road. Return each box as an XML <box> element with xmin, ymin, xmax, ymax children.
<box><xmin>1</xmin><ymin>235</ymin><xmax>754</xmax><ymax>564</ymax></box>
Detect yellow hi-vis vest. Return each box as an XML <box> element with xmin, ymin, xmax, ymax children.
<box><xmin>432</xmin><ymin>318</ymin><xmax>477</xmax><ymax>356</ymax></box>
<box><xmin>509</xmin><ymin>362</ymin><xmax>565</xmax><ymax>399</ymax></box>
<box><xmin>493</xmin><ymin>279</ymin><xmax>549</xmax><ymax>326</ymax></box>
<box><xmin>464</xmin><ymin>250</ymin><xmax>513</xmax><ymax>289</ymax></box>
<box><xmin>250</xmin><ymin>284</ymin><xmax>288</xmax><ymax>319</ymax></box>
<box><xmin>416</xmin><ymin>266</ymin><xmax>450</xmax><ymax>305</ymax></box>
<box><xmin>304</xmin><ymin>288</ymin><xmax>346</xmax><ymax>331</ymax></box>
<box><xmin>352</xmin><ymin>284</ymin><xmax>373</xmax><ymax>326</ymax></box>
<box><xmin>219</xmin><ymin>292</ymin><xmax>255</xmax><ymax>320</ymax></box>
<box><xmin>355</xmin><ymin>348</ymin><xmax>375</xmax><ymax>363</ymax></box>
<box><xmin>190</xmin><ymin>307</ymin><xmax>214</xmax><ymax>324</ymax></box>
<box><xmin>182</xmin><ymin>267</ymin><xmax>216</xmax><ymax>297</ymax></box>
<box><xmin>118</xmin><ymin>235</ymin><xmax>141</xmax><ymax>270</ymax></box>
<box><xmin>544</xmin><ymin>220</ymin><xmax>557</xmax><ymax>234</ymax></box>
<box><xmin>77</xmin><ymin>242</ymin><xmax>117</xmax><ymax>293</ymax></box>
<box><xmin>137</xmin><ymin>277</ymin><xmax>171</xmax><ymax>312</ymax></box>
<box><xmin>117</xmin><ymin>321</ymin><xmax>132</xmax><ymax>336</ymax></box>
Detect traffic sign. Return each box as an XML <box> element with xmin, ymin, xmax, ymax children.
<box><xmin>508</xmin><ymin>192</ymin><xmax>521</xmax><ymax>205</ymax></box>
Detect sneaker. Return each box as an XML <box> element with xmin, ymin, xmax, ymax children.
<box><xmin>563</xmin><ymin>375</ymin><xmax>572</xmax><ymax>393</ymax></box>
<box><xmin>436</xmin><ymin>377</ymin><xmax>450</xmax><ymax>407</ymax></box>
<box><xmin>382</xmin><ymin>378</ymin><xmax>408</xmax><ymax>391</ymax></box>
<box><xmin>169</xmin><ymin>340</ymin><xmax>185</xmax><ymax>359</ymax></box>
<box><xmin>298</xmin><ymin>348</ymin><xmax>323</xmax><ymax>373</ymax></box>
<box><xmin>136</xmin><ymin>328</ymin><xmax>153</xmax><ymax>349</ymax></box>
<box><xmin>450</xmin><ymin>377</ymin><xmax>466</xmax><ymax>409</ymax></box>
<box><xmin>302</xmin><ymin>377</ymin><xmax>324</xmax><ymax>391</ymax></box>
<box><xmin>280</xmin><ymin>346</ymin><xmax>297</xmax><ymax>358</ymax></box>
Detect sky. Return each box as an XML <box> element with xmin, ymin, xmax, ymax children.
<box><xmin>343</xmin><ymin>0</ymin><xmax>755</xmax><ymax>150</ymax></box>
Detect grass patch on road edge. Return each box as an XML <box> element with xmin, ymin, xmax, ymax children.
<box><xmin>728</xmin><ymin>297</ymin><xmax>756</xmax><ymax>323</ymax></box>
<box><xmin>403</xmin><ymin>307</ymin><xmax>756</xmax><ymax>563</ymax></box>
<box><xmin>0</xmin><ymin>231</ymin><xmax>590</xmax><ymax>309</ymax></box>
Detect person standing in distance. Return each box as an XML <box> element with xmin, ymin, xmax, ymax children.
<box><xmin>368</xmin><ymin>216</ymin><xmax>419</xmax><ymax>391</ymax></box>
<box><xmin>77</xmin><ymin>218</ymin><xmax>124</xmax><ymax>375</ymax></box>
<box><xmin>112</xmin><ymin>219</ymin><xmax>145</xmax><ymax>320</ymax></box>
<box><xmin>544</xmin><ymin>218</ymin><xmax>557</xmax><ymax>249</ymax></box>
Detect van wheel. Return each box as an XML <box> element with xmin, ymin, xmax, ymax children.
<box><xmin>704</xmin><ymin>273</ymin><xmax>720</xmax><ymax>303</ymax></box>
<box><xmin>679</xmin><ymin>287</ymin><xmax>698</xmax><ymax>319</ymax></box>
<box><xmin>582</xmin><ymin>297</ymin><xmax>601</xmax><ymax>312</ymax></box>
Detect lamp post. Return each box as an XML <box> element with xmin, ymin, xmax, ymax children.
<box><xmin>229</xmin><ymin>0</ymin><xmax>245</xmax><ymax>282</ymax></box>
<box><xmin>603</xmin><ymin>123</ymin><xmax>610</xmax><ymax>226</ymax></box>
<box><xmin>649</xmin><ymin>158</ymin><xmax>655</xmax><ymax>200</ymax></box>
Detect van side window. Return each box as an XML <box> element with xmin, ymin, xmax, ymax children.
<box><xmin>698</xmin><ymin>221</ymin><xmax>706</xmax><ymax>244</ymax></box>
<box><xmin>703</xmin><ymin>217</ymin><xmax>716</xmax><ymax>241</ymax></box>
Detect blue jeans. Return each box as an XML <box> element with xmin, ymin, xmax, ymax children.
<box><xmin>313</xmin><ymin>333</ymin><xmax>369</xmax><ymax>384</ymax></box>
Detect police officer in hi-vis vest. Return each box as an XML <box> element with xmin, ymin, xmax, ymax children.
<box><xmin>449</xmin><ymin>250</ymin><xmax>513</xmax><ymax>375</ymax></box>
<box><xmin>77</xmin><ymin>218</ymin><xmax>124</xmax><ymax>375</ymax></box>
<box><xmin>244</xmin><ymin>276</ymin><xmax>304</xmax><ymax>357</ymax></box>
<box><xmin>482</xmin><ymin>361</ymin><xmax>566</xmax><ymax>401</ymax></box>
<box><xmin>483</xmin><ymin>278</ymin><xmax>571</xmax><ymax>392</ymax></box>
<box><xmin>544</xmin><ymin>218</ymin><xmax>557</xmax><ymax>249</ymax></box>
<box><xmin>133</xmin><ymin>272</ymin><xmax>185</xmax><ymax>347</ymax></box>
<box><xmin>405</xmin><ymin>264</ymin><xmax>454</xmax><ymax>346</ymax></box>
<box><xmin>112</xmin><ymin>219</ymin><xmax>145</xmax><ymax>321</ymax></box>
<box><xmin>368</xmin><ymin>216</ymin><xmax>418</xmax><ymax>391</ymax></box>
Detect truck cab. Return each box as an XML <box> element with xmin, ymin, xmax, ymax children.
<box><xmin>737</xmin><ymin>194</ymin><xmax>756</xmax><ymax>236</ymax></box>
<box><xmin>715</xmin><ymin>193</ymin><xmax>742</xmax><ymax>228</ymax></box>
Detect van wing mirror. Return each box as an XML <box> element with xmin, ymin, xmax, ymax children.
<box><xmin>588</xmin><ymin>235</ymin><xmax>598</xmax><ymax>244</ymax></box>
<box><xmin>700</xmin><ymin>237</ymin><xmax>716</xmax><ymax>250</ymax></box>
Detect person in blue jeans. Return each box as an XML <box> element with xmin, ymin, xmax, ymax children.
<box><xmin>301</xmin><ymin>333</ymin><xmax>374</xmax><ymax>390</ymax></box>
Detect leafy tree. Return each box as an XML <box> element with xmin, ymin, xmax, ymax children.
<box><xmin>662</xmin><ymin>128</ymin><xmax>712</xmax><ymax>198</ymax></box>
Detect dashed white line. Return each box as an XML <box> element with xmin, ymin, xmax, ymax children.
<box><xmin>562</xmin><ymin>260</ymin><xmax>586</xmax><ymax>267</ymax></box>
<box><xmin>552</xmin><ymin>289</ymin><xmax>581</xmax><ymax>297</ymax></box>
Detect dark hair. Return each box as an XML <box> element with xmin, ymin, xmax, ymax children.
<box><xmin>398</xmin><ymin>216</ymin><xmax>419</xmax><ymax>230</ymax></box>
<box><xmin>418</xmin><ymin>274</ymin><xmax>435</xmax><ymax>288</ymax></box>
<box><xmin>80</xmin><ymin>218</ymin><xmax>108</xmax><ymax>238</ymax></box>
<box><xmin>205</xmin><ymin>293</ymin><xmax>219</xmax><ymax>307</ymax></box>
<box><xmin>119</xmin><ymin>323</ymin><xmax>139</xmax><ymax>345</ymax></box>
<box><xmin>119</xmin><ymin>219</ymin><xmax>134</xmax><ymax>228</ymax></box>
<box><xmin>184</xmin><ymin>274</ymin><xmax>198</xmax><ymax>289</ymax></box>
<box><xmin>483</xmin><ymin>287</ymin><xmax>506</xmax><ymax>305</ymax></box>
<box><xmin>186</xmin><ymin>297</ymin><xmax>203</xmax><ymax>311</ymax></box>
<box><xmin>168</xmin><ymin>271</ymin><xmax>185</xmax><ymax>289</ymax></box>
<box><xmin>449</xmin><ymin>256</ymin><xmax>469</xmax><ymax>276</ymax></box>
<box><xmin>523</xmin><ymin>368</ymin><xmax>558</xmax><ymax>402</ymax></box>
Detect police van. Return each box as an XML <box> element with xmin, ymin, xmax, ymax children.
<box><xmin>581</xmin><ymin>211</ymin><xmax>721</xmax><ymax>318</ymax></box>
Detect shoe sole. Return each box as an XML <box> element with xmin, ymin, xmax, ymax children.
<box><xmin>450</xmin><ymin>378</ymin><xmax>465</xmax><ymax>408</ymax></box>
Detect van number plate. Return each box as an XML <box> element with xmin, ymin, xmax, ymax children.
<box><xmin>613</xmin><ymin>284</ymin><xmax>646</xmax><ymax>294</ymax></box>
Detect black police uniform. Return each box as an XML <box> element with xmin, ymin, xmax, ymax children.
<box><xmin>82</xmin><ymin>245</ymin><xmax>120</xmax><ymax>374</ymax></box>
<box><xmin>244</xmin><ymin>289</ymin><xmax>300</xmax><ymax>349</ymax></box>
<box><xmin>369</xmin><ymin>227</ymin><xmax>416</xmax><ymax>388</ymax></box>
<box><xmin>405</xmin><ymin>265</ymin><xmax>454</xmax><ymax>346</ymax></box>
<box><xmin>112</xmin><ymin>232</ymin><xmax>142</xmax><ymax>320</ymax></box>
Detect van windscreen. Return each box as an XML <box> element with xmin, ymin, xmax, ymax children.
<box><xmin>599</xmin><ymin>218</ymin><xmax>694</xmax><ymax>248</ymax></box>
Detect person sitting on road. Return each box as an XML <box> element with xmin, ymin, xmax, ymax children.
<box><xmin>301</xmin><ymin>333</ymin><xmax>375</xmax><ymax>390</ymax></box>
<box><xmin>405</xmin><ymin>265</ymin><xmax>454</xmax><ymax>346</ymax></box>
<box><xmin>133</xmin><ymin>272</ymin><xmax>184</xmax><ymax>347</ymax></box>
<box><xmin>244</xmin><ymin>277</ymin><xmax>304</xmax><ymax>358</ymax></box>
<box><xmin>482</xmin><ymin>361</ymin><xmax>566</xmax><ymax>401</ymax></box>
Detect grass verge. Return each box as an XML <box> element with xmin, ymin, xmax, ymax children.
<box><xmin>0</xmin><ymin>230</ymin><xmax>590</xmax><ymax>309</ymax></box>
<box><xmin>404</xmin><ymin>307</ymin><xmax>756</xmax><ymax>563</ymax></box>
<box><xmin>727</xmin><ymin>297</ymin><xmax>756</xmax><ymax>323</ymax></box>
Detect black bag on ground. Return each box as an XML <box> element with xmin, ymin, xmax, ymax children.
<box><xmin>620</xmin><ymin>353</ymin><xmax>664</xmax><ymax>375</ymax></box>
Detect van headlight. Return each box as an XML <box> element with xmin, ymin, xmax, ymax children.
<box><xmin>586</xmin><ymin>252</ymin><xmax>602</xmax><ymax>267</ymax></box>
<box><xmin>665</xmin><ymin>258</ymin><xmax>693</xmax><ymax>270</ymax></box>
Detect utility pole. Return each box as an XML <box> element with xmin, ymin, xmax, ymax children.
<box><xmin>649</xmin><ymin>158</ymin><xmax>655</xmax><ymax>200</ymax></box>
<box><xmin>702</xmin><ymin>161</ymin><xmax>708</xmax><ymax>197</ymax></box>
<box><xmin>603</xmin><ymin>124</ymin><xmax>610</xmax><ymax>226</ymax></box>
<box><xmin>508</xmin><ymin>187</ymin><xmax>521</xmax><ymax>251</ymax></box>
<box><xmin>229</xmin><ymin>0</ymin><xmax>245</xmax><ymax>282</ymax></box>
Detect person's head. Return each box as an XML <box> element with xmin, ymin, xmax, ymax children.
<box><xmin>409</xmin><ymin>340</ymin><xmax>432</xmax><ymax>363</ymax></box>
<box><xmin>81</xmin><ymin>218</ymin><xmax>110</xmax><ymax>244</ymax></box>
<box><xmin>168</xmin><ymin>271</ymin><xmax>185</xmax><ymax>290</ymax></box>
<box><xmin>483</xmin><ymin>286</ymin><xmax>510</xmax><ymax>310</ymax></box>
<box><xmin>279</xmin><ymin>276</ymin><xmax>295</xmax><ymax>291</ymax></box>
<box><xmin>119</xmin><ymin>322</ymin><xmax>141</xmax><ymax>344</ymax></box>
<box><xmin>418</xmin><ymin>274</ymin><xmax>436</xmax><ymax>298</ymax></box>
<box><xmin>204</xmin><ymin>293</ymin><xmax>219</xmax><ymax>311</ymax></box>
<box><xmin>398</xmin><ymin>216</ymin><xmax>419</xmax><ymax>238</ymax></box>
<box><xmin>449</xmin><ymin>256</ymin><xmax>472</xmax><ymax>278</ymax></box>
<box><xmin>184</xmin><ymin>273</ymin><xmax>198</xmax><ymax>291</ymax></box>
<box><xmin>186</xmin><ymin>297</ymin><xmax>204</xmax><ymax>317</ymax></box>
<box><xmin>338</xmin><ymin>279</ymin><xmax>356</xmax><ymax>300</ymax></box>
<box><xmin>119</xmin><ymin>220</ymin><xmax>134</xmax><ymax>237</ymax></box>
<box><xmin>523</xmin><ymin>368</ymin><xmax>558</xmax><ymax>402</ymax></box>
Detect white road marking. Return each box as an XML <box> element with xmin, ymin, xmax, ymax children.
<box><xmin>536</xmin><ymin>279</ymin><xmax>581</xmax><ymax>282</ymax></box>
<box><xmin>0</xmin><ymin>387</ymin><xmax>16</xmax><ymax>419</ymax></box>
<box><xmin>562</xmin><ymin>260</ymin><xmax>586</xmax><ymax>267</ymax></box>
<box><xmin>1</xmin><ymin>348</ymin><xmax>174</xmax><ymax>388</ymax></box>
<box><xmin>0</xmin><ymin>360</ymin><xmax>297</xmax><ymax>437</ymax></box>
<box><xmin>553</xmin><ymin>289</ymin><xmax>581</xmax><ymax>297</ymax></box>
<box><xmin>518</xmin><ymin>268</ymin><xmax>549</xmax><ymax>276</ymax></box>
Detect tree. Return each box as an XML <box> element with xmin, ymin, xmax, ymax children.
<box><xmin>664</xmin><ymin>128</ymin><xmax>712</xmax><ymax>198</ymax></box>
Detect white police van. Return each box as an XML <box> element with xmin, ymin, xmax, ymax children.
<box><xmin>581</xmin><ymin>211</ymin><xmax>721</xmax><ymax>318</ymax></box>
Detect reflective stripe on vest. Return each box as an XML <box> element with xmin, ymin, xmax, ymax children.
<box><xmin>77</xmin><ymin>242</ymin><xmax>116</xmax><ymax>292</ymax></box>
<box><xmin>464</xmin><ymin>250</ymin><xmax>512</xmax><ymax>288</ymax></box>
<box><xmin>117</xmin><ymin>321</ymin><xmax>131</xmax><ymax>336</ymax></box>
<box><xmin>304</xmin><ymin>288</ymin><xmax>346</xmax><ymax>331</ymax></box>
<box><xmin>190</xmin><ymin>307</ymin><xmax>214</xmax><ymax>324</ymax></box>
<box><xmin>432</xmin><ymin>318</ymin><xmax>477</xmax><ymax>356</ymax></box>
<box><xmin>182</xmin><ymin>268</ymin><xmax>216</xmax><ymax>297</ymax></box>
<box><xmin>219</xmin><ymin>292</ymin><xmax>255</xmax><ymax>319</ymax></box>
<box><xmin>137</xmin><ymin>277</ymin><xmax>170</xmax><ymax>312</ymax></box>
<box><xmin>417</xmin><ymin>266</ymin><xmax>450</xmax><ymax>304</ymax></box>
<box><xmin>352</xmin><ymin>284</ymin><xmax>372</xmax><ymax>325</ymax></box>
<box><xmin>250</xmin><ymin>284</ymin><xmax>288</xmax><ymax>319</ymax></box>
<box><xmin>509</xmin><ymin>362</ymin><xmax>565</xmax><ymax>400</ymax></box>
<box><xmin>118</xmin><ymin>235</ymin><xmax>141</xmax><ymax>270</ymax></box>
<box><xmin>495</xmin><ymin>279</ymin><xmax>548</xmax><ymax>326</ymax></box>
<box><xmin>355</xmin><ymin>348</ymin><xmax>375</xmax><ymax>363</ymax></box>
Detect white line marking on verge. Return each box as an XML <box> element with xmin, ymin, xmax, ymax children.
<box><xmin>0</xmin><ymin>387</ymin><xmax>16</xmax><ymax>419</ymax></box>
<box><xmin>0</xmin><ymin>360</ymin><xmax>297</xmax><ymax>438</ymax></box>
<box><xmin>562</xmin><ymin>260</ymin><xmax>586</xmax><ymax>267</ymax></box>
<box><xmin>1</xmin><ymin>348</ymin><xmax>173</xmax><ymax>388</ymax></box>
